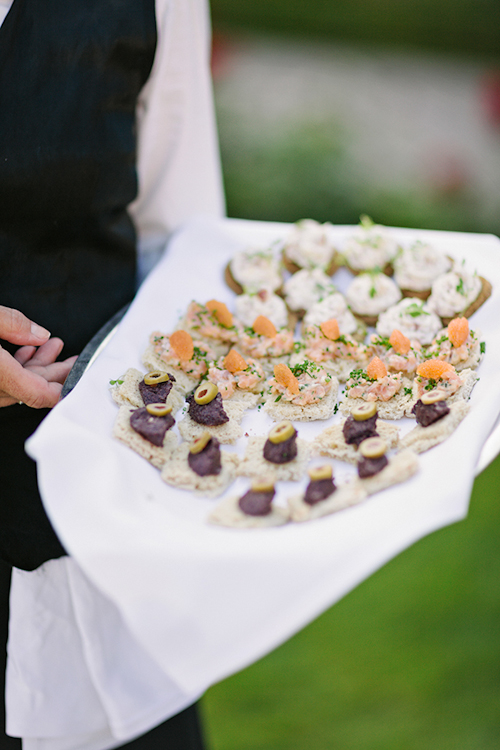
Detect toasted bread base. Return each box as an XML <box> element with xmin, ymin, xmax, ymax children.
<box><xmin>111</xmin><ymin>367</ymin><xmax>184</xmax><ymax>414</ymax></box>
<box><xmin>399</xmin><ymin>400</ymin><xmax>470</xmax><ymax>454</ymax></box>
<box><xmin>208</xmin><ymin>495</ymin><xmax>289</xmax><ymax>528</ymax></box>
<box><xmin>263</xmin><ymin>378</ymin><xmax>339</xmax><ymax>422</ymax></box>
<box><xmin>312</xmin><ymin>420</ymin><xmax>400</xmax><ymax>464</ymax></box>
<box><xmin>357</xmin><ymin>449</ymin><xmax>419</xmax><ymax>495</ymax></box>
<box><xmin>113</xmin><ymin>405</ymin><xmax>178</xmax><ymax>469</ymax></box>
<box><xmin>161</xmin><ymin>444</ymin><xmax>239</xmax><ymax>498</ymax></box>
<box><xmin>236</xmin><ymin>436</ymin><xmax>311</xmax><ymax>482</ymax></box>
<box><xmin>178</xmin><ymin>392</ymin><xmax>259</xmax><ymax>445</ymax></box>
<box><xmin>288</xmin><ymin>481</ymin><xmax>367</xmax><ymax>522</ymax></box>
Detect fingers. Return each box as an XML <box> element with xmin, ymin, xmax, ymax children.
<box><xmin>23</xmin><ymin>337</ymin><xmax>64</xmax><ymax>367</ymax></box>
<box><xmin>14</xmin><ymin>346</ymin><xmax>37</xmax><ymax>366</ymax></box>
<box><xmin>27</xmin><ymin>355</ymin><xmax>78</xmax><ymax>385</ymax></box>
<box><xmin>0</xmin><ymin>306</ymin><xmax>51</xmax><ymax>347</ymax></box>
<box><xmin>0</xmin><ymin>348</ymin><xmax>64</xmax><ymax>409</ymax></box>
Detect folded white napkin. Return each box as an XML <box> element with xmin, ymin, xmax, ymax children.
<box><xmin>11</xmin><ymin>217</ymin><xmax>500</xmax><ymax>749</ymax></box>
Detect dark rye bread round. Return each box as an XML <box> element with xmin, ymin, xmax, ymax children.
<box><xmin>440</xmin><ymin>276</ymin><xmax>492</xmax><ymax>326</ymax></box>
<box><xmin>282</xmin><ymin>249</ymin><xmax>339</xmax><ymax>277</ymax></box>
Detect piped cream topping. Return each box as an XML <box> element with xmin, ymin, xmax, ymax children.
<box><xmin>376</xmin><ymin>297</ymin><xmax>442</xmax><ymax>345</ymax></box>
<box><xmin>345</xmin><ymin>272</ymin><xmax>401</xmax><ymax>316</ymax></box>
<box><xmin>427</xmin><ymin>266</ymin><xmax>482</xmax><ymax>318</ymax></box>
<box><xmin>283</xmin><ymin>268</ymin><xmax>337</xmax><ymax>312</ymax></box>
<box><xmin>283</xmin><ymin>219</ymin><xmax>336</xmax><ymax>270</ymax></box>
<box><xmin>229</xmin><ymin>248</ymin><xmax>282</xmax><ymax>293</ymax></box>
<box><xmin>393</xmin><ymin>240</ymin><xmax>451</xmax><ymax>291</ymax></box>
<box><xmin>235</xmin><ymin>290</ymin><xmax>289</xmax><ymax>329</ymax></box>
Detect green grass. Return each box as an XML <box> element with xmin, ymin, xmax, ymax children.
<box><xmin>211</xmin><ymin>0</ymin><xmax>500</xmax><ymax>58</ymax></box>
<box><xmin>218</xmin><ymin>115</ymin><xmax>500</xmax><ymax>236</ymax></box>
<box><xmin>202</xmin><ymin>454</ymin><xmax>500</xmax><ymax>749</ymax></box>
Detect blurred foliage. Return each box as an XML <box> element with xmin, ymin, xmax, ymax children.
<box><xmin>219</xmin><ymin>113</ymin><xmax>500</xmax><ymax>234</ymax></box>
<box><xmin>203</xmin><ymin>454</ymin><xmax>500</xmax><ymax>750</ymax></box>
<box><xmin>211</xmin><ymin>0</ymin><xmax>500</xmax><ymax>59</ymax></box>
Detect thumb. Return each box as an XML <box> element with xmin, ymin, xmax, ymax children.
<box><xmin>0</xmin><ymin>306</ymin><xmax>51</xmax><ymax>346</ymax></box>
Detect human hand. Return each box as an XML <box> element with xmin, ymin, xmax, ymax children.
<box><xmin>0</xmin><ymin>306</ymin><xmax>77</xmax><ymax>408</ymax></box>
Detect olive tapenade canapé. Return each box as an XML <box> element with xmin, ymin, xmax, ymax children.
<box><xmin>130</xmin><ymin>407</ymin><xmax>175</xmax><ymax>447</ymax></box>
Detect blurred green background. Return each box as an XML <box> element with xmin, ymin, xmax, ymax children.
<box><xmin>210</xmin><ymin>0</ymin><xmax>500</xmax><ymax>235</ymax></box>
<box><xmin>210</xmin><ymin>0</ymin><xmax>500</xmax><ymax>58</ymax></box>
<box><xmin>201</xmin><ymin>2</ymin><xmax>500</xmax><ymax>748</ymax></box>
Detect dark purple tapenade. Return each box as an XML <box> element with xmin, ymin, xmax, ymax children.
<box><xmin>238</xmin><ymin>488</ymin><xmax>275</xmax><ymax>516</ymax></box>
<box><xmin>357</xmin><ymin>454</ymin><xmax>388</xmax><ymax>479</ymax></box>
<box><xmin>263</xmin><ymin>431</ymin><xmax>298</xmax><ymax>464</ymax></box>
<box><xmin>138</xmin><ymin>374</ymin><xmax>175</xmax><ymax>405</ymax></box>
<box><xmin>304</xmin><ymin>477</ymin><xmax>336</xmax><ymax>505</ymax></box>
<box><xmin>186</xmin><ymin>391</ymin><xmax>229</xmax><ymax>426</ymax></box>
<box><xmin>342</xmin><ymin>413</ymin><xmax>378</xmax><ymax>446</ymax></box>
<box><xmin>129</xmin><ymin>407</ymin><xmax>175</xmax><ymax>447</ymax></box>
<box><xmin>187</xmin><ymin>437</ymin><xmax>222</xmax><ymax>477</ymax></box>
<box><xmin>412</xmin><ymin>398</ymin><xmax>450</xmax><ymax>427</ymax></box>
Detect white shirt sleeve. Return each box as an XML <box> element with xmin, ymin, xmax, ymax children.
<box><xmin>129</xmin><ymin>0</ymin><xmax>226</xmax><ymax>264</ymax></box>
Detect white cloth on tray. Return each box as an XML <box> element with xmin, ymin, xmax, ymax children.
<box><xmin>10</xmin><ymin>216</ymin><xmax>500</xmax><ymax>749</ymax></box>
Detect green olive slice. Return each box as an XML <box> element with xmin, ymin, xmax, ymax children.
<box><xmin>144</xmin><ymin>370</ymin><xmax>170</xmax><ymax>385</ymax></box>
<box><xmin>194</xmin><ymin>382</ymin><xmax>218</xmax><ymax>404</ymax></box>
<box><xmin>268</xmin><ymin>420</ymin><xmax>295</xmax><ymax>444</ymax></box>
<box><xmin>251</xmin><ymin>477</ymin><xmax>275</xmax><ymax>493</ymax></box>
<box><xmin>146</xmin><ymin>403</ymin><xmax>172</xmax><ymax>417</ymax></box>
<box><xmin>189</xmin><ymin>431</ymin><xmax>212</xmax><ymax>454</ymax></box>
<box><xmin>421</xmin><ymin>389</ymin><xmax>446</xmax><ymax>405</ymax></box>
<box><xmin>359</xmin><ymin>437</ymin><xmax>387</xmax><ymax>459</ymax></box>
<box><xmin>352</xmin><ymin>402</ymin><xmax>377</xmax><ymax>421</ymax></box>
<box><xmin>308</xmin><ymin>464</ymin><xmax>333</xmax><ymax>481</ymax></box>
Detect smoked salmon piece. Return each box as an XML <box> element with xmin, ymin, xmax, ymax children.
<box><xmin>253</xmin><ymin>315</ymin><xmax>277</xmax><ymax>338</ymax></box>
<box><xmin>169</xmin><ymin>330</ymin><xmax>194</xmax><ymax>361</ymax></box>
<box><xmin>206</xmin><ymin>299</ymin><xmax>233</xmax><ymax>327</ymax></box>
<box><xmin>447</xmin><ymin>317</ymin><xmax>469</xmax><ymax>348</ymax></box>
<box><xmin>366</xmin><ymin>356</ymin><xmax>388</xmax><ymax>380</ymax></box>
<box><xmin>320</xmin><ymin>319</ymin><xmax>340</xmax><ymax>341</ymax></box>
<box><xmin>416</xmin><ymin>359</ymin><xmax>455</xmax><ymax>379</ymax></box>
<box><xmin>274</xmin><ymin>363</ymin><xmax>300</xmax><ymax>394</ymax></box>
<box><xmin>389</xmin><ymin>329</ymin><xmax>411</xmax><ymax>355</ymax></box>
<box><xmin>223</xmin><ymin>348</ymin><xmax>247</xmax><ymax>373</ymax></box>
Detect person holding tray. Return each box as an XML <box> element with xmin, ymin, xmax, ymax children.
<box><xmin>0</xmin><ymin>1</ymin><xmax>223</xmax><ymax>749</ymax></box>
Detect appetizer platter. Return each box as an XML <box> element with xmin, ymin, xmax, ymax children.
<box><xmin>110</xmin><ymin>216</ymin><xmax>490</xmax><ymax>530</ymax></box>
<box><xmin>26</xmin><ymin>216</ymin><xmax>500</xmax><ymax>697</ymax></box>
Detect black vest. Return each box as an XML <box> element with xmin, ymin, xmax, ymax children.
<box><xmin>0</xmin><ymin>0</ymin><xmax>157</xmax><ymax>569</ymax></box>
<box><xmin>0</xmin><ymin>0</ymin><xmax>157</xmax><ymax>355</ymax></box>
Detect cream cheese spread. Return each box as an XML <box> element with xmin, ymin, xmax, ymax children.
<box><xmin>235</xmin><ymin>290</ymin><xmax>289</xmax><ymax>329</ymax></box>
<box><xmin>303</xmin><ymin>292</ymin><xmax>359</xmax><ymax>335</ymax></box>
<box><xmin>342</xmin><ymin>217</ymin><xmax>399</xmax><ymax>271</ymax></box>
<box><xmin>345</xmin><ymin>273</ymin><xmax>401</xmax><ymax>316</ymax></box>
<box><xmin>427</xmin><ymin>266</ymin><xmax>482</xmax><ymax>318</ymax></box>
<box><xmin>283</xmin><ymin>268</ymin><xmax>337</xmax><ymax>312</ymax></box>
<box><xmin>376</xmin><ymin>297</ymin><xmax>442</xmax><ymax>345</ymax></box>
<box><xmin>229</xmin><ymin>248</ymin><xmax>282</xmax><ymax>293</ymax></box>
<box><xmin>393</xmin><ymin>240</ymin><xmax>451</xmax><ymax>292</ymax></box>
<box><xmin>282</xmin><ymin>219</ymin><xmax>336</xmax><ymax>270</ymax></box>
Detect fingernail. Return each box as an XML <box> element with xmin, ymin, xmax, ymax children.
<box><xmin>31</xmin><ymin>323</ymin><xmax>51</xmax><ymax>340</ymax></box>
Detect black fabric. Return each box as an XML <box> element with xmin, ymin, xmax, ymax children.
<box><xmin>0</xmin><ymin>0</ymin><xmax>157</xmax><ymax>356</ymax></box>
<box><xmin>0</xmin><ymin>405</ymin><xmax>67</xmax><ymax>571</ymax></box>
<box><xmin>0</xmin><ymin>0</ymin><xmax>156</xmax><ymax>568</ymax></box>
